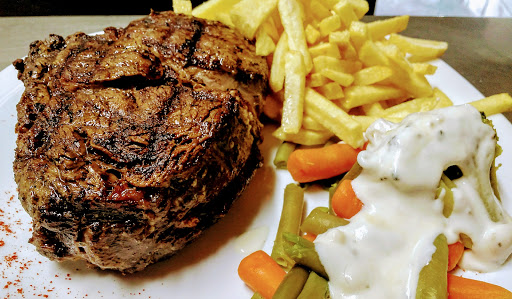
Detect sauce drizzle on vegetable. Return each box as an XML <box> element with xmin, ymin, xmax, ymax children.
<box><xmin>314</xmin><ymin>105</ymin><xmax>512</xmax><ymax>298</ymax></box>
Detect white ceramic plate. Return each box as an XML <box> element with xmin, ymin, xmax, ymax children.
<box><xmin>1</xmin><ymin>59</ymin><xmax>511</xmax><ymax>298</ymax></box>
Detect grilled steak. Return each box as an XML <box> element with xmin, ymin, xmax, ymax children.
<box><xmin>12</xmin><ymin>11</ymin><xmax>268</xmax><ymax>273</ymax></box>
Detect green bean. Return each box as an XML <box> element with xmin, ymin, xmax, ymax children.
<box><xmin>343</xmin><ymin>161</ymin><xmax>363</xmax><ymax>181</ymax></box>
<box><xmin>328</xmin><ymin>183</ymin><xmax>338</xmax><ymax>213</ymax></box>
<box><xmin>459</xmin><ymin>233</ymin><xmax>473</xmax><ymax>249</ymax></box>
<box><xmin>436</xmin><ymin>175</ymin><xmax>454</xmax><ymax>218</ymax></box>
<box><xmin>273</xmin><ymin>142</ymin><xmax>297</xmax><ymax>169</ymax></box>
<box><xmin>251</xmin><ymin>292</ymin><xmax>264</xmax><ymax>299</ymax></box>
<box><xmin>282</xmin><ymin>232</ymin><xmax>329</xmax><ymax>279</ymax></box>
<box><xmin>272</xmin><ymin>266</ymin><xmax>310</xmax><ymax>299</ymax></box>
<box><xmin>416</xmin><ymin>234</ymin><xmax>448</xmax><ymax>299</ymax></box>
<box><xmin>301</xmin><ymin>207</ymin><xmax>349</xmax><ymax>235</ymax></box>
<box><xmin>484</xmin><ymin>113</ymin><xmax>503</xmax><ymax>203</ymax></box>
<box><xmin>297</xmin><ymin>271</ymin><xmax>329</xmax><ymax>299</ymax></box>
<box><xmin>271</xmin><ymin>184</ymin><xmax>304</xmax><ymax>271</ymax></box>
<box><xmin>474</xmin><ymin>118</ymin><xmax>505</xmax><ymax>222</ymax></box>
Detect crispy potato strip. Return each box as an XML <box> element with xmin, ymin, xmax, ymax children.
<box><xmin>191</xmin><ymin>0</ymin><xmax>512</xmax><ymax>147</ymax></box>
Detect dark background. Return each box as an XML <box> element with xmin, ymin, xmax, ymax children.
<box><xmin>0</xmin><ymin>0</ymin><xmax>375</xmax><ymax>16</ymax></box>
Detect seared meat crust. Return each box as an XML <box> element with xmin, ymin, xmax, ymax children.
<box><xmin>13</xmin><ymin>11</ymin><xmax>267</xmax><ymax>273</ymax></box>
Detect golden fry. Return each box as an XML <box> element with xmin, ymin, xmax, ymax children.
<box><xmin>305</xmin><ymin>24</ymin><xmax>321</xmax><ymax>45</ymax></box>
<box><xmin>380</xmin><ymin>96</ymin><xmax>439</xmax><ymax>119</ymax></box>
<box><xmin>309</xmin><ymin>42</ymin><xmax>341</xmax><ymax>58</ymax></box>
<box><xmin>173</xmin><ymin>0</ymin><xmax>193</xmax><ymax>14</ymax></box>
<box><xmin>315</xmin><ymin>82</ymin><xmax>344</xmax><ymax>100</ymax></box>
<box><xmin>353</xmin><ymin>66</ymin><xmax>393</xmax><ymax>85</ymax></box>
<box><xmin>273</xmin><ymin>126</ymin><xmax>334</xmax><ymax>145</ymax></box>
<box><xmin>388</xmin><ymin>33</ymin><xmax>448</xmax><ymax>61</ymax></box>
<box><xmin>347</xmin><ymin>0</ymin><xmax>370</xmax><ymax>19</ymax></box>
<box><xmin>230</xmin><ymin>0</ymin><xmax>278</xmax><ymax>39</ymax></box>
<box><xmin>255</xmin><ymin>28</ymin><xmax>277</xmax><ymax>56</ymax></box>
<box><xmin>333</xmin><ymin>0</ymin><xmax>358</xmax><ymax>29</ymax></box>
<box><xmin>282</xmin><ymin>51</ymin><xmax>306</xmax><ymax>134</ymax></box>
<box><xmin>318</xmin><ymin>14</ymin><xmax>342</xmax><ymax>37</ymax></box>
<box><xmin>470</xmin><ymin>93</ymin><xmax>512</xmax><ymax>116</ymax></box>
<box><xmin>192</xmin><ymin>0</ymin><xmax>240</xmax><ymax>21</ymax></box>
<box><xmin>307</xmin><ymin>73</ymin><xmax>330</xmax><ymax>87</ymax></box>
<box><xmin>342</xmin><ymin>85</ymin><xmax>406</xmax><ymax>109</ymax></box>
<box><xmin>412</xmin><ymin>63</ymin><xmax>438</xmax><ymax>76</ymax></box>
<box><xmin>304</xmin><ymin>88</ymin><xmax>364</xmax><ymax>148</ymax></box>
<box><xmin>348</xmin><ymin>21</ymin><xmax>369</xmax><ymax>51</ymax></box>
<box><xmin>367</xmin><ymin>15</ymin><xmax>409</xmax><ymax>40</ymax></box>
<box><xmin>320</xmin><ymin>68</ymin><xmax>354</xmax><ymax>87</ymax></box>
<box><xmin>270</xmin><ymin>33</ymin><xmax>289</xmax><ymax>92</ymax></box>
<box><xmin>278</xmin><ymin>0</ymin><xmax>313</xmax><ymax>72</ymax></box>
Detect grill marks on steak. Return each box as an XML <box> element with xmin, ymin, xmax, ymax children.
<box><xmin>13</xmin><ymin>11</ymin><xmax>267</xmax><ymax>272</ymax></box>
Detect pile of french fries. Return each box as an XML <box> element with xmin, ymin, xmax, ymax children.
<box><xmin>176</xmin><ymin>0</ymin><xmax>512</xmax><ymax>148</ymax></box>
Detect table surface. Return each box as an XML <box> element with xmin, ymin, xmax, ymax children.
<box><xmin>1</xmin><ymin>15</ymin><xmax>510</xmax><ymax>119</ymax></box>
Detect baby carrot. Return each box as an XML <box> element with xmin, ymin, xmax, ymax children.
<box><xmin>331</xmin><ymin>179</ymin><xmax>363</xmax><ymax>219</ymax></box>
<box><xmin>447</xmin><ymin>242</ymin><xmax>464</xmax><ymax>271</ymax></box>
<box><xmin>302</xmin><ymin>233</ymin><xmax>317</xmax><ymax>242</ymax></box>
<box><xmin>287</xmin><ymin>143</ymin><xmax>359</xmax><ymax>183</ymax></box>
<box><xmin>447</xmin><ymin>273</ymin><xmax>512</xmax><ymax>299</ymax></box>
<box><xmin>238</xmin><ymin>250</ymin><xmax>286</xmax><ymax>299</ymax></box>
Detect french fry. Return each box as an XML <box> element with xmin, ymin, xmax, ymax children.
<box><xmin>309</xmin><ymin>42</ymin><xmax>341</xmax><ymax>58</ymax></box>
<box><xmin>256</xmin><ymin>28</ymin><xmax>277</xmax><ymax>56</ymax></box>
<box><xmin>362</xmin><ymin>101</ymin><xmax>386</xmax><ymax>116</ymax></box>
<box><xmin>261</xmin><ymin>17</ymin><xmax>281</xmax><ymax>42</ymax></box>
<box><xmin>412</xmin><ymin>63</ymin><xmax>438</xmax><ymax>75</ymax></box>
<box><xmin>310</xmin><ymin>0</ymin><xmax>331</xmax><ymax>20</ymax></box>
<box><xmin>320</xmin><ymin>68</ymin><xmax>354</xmax><ymax>87</ymax></box>
<box><xmin>347</xmin><ymin>0</ymin><xmax>369</xmax><ymax>19</ymax></box>
<box><xmin>470</xmin><ymin>93</ymin><xmax>512</xmax><ymax>116</ymax></box>
<box><xmin>304</xmin><ymin>88</ymin><xmax>364</xmax><ymax>148</ymax></box>
<box><xmin>342</xmin><ymin>85</ymin><xmax>406</xmax><ymax>109</ymax></box>
<box><xmin>302</xmin><ymin>114</ymin><xmax>327</xmax><ymax>131</ymax></box>
<box><xmin>380</xmin><ymin>96</ymin><xmax>440</xmax><ymax>119</ymax></box>
<box><xmin>348</xmin><ymin>21</ymin><xmax>369</xmax><ymax>51</ymax></box>
<box><xmin>318</xmin><ymin>15</ymin><xmax>342</xmax><ymax>37</ymax></box>
<box><xmin>388</xmin><ymin>33</ymin><xmax>448</xmax><ymax>61</ymax></box>
<box><xmin>367</xmin><ymin>15</ymin><xmax>409</xmax><ymax>41</ymax></box>
<box><xmin>305</xmin><ymin>24</ymin><xmax>321</xmax><ymax>45</ymax></box>
<box><xmin>173</xmin><ymin>0</ymin><xmax>192</xmax><ymax>14</ymax></box>
<box><xmin>273</xmin><ymin>126</ymin><xmax>334</xmax><ymax>145</ymax></box>
<box><xmin>358</xmin><ymin>40</ymin><xmax>389</xmax><ymax>67</ymax></box>
<box><xmin>191</xmin><ymin>0</ymin><xmax>240</xmax><ymax>21</ymax></box>
<box><xmin>329</xmin><ymin>30</ymin><xmax>351</xmax><ymax>48</ymax></box>
<box><xmin>332</xmin><ymin>0</ymin><xmax>358</xmax><ymax>29</ymax></box>
<box><xmin>270</xmin><ymin>33</ymin><xmax>289</xmax><ymax>92</ymax></box>
<box><xmin>282</xmin><ymin>51</ymin><xmax>306</xmax><ymax>134</ymax></box>
<box><xmin>313</xmin><ymin>55</ymin><xmax>362</xmax><ymax>73</ymax></box>
<box><xmin>432</xmin><ymin>88</ymin><xmax>453</xmax><ymax>109</ymax></box>
<box><xmin>353</xmin><ymin>66</ymin><xmax>393</xmax><ymax>85</ymax></box>
<box><xmin>230</xmin><ymin>0</ymin><xmax>278</xmax><ymax>39</ymax></box>
<box><xmin>278</xmin><ymin>0</ymin><xmax>313</xmax><ymax>72</ymax></box>
<box><xmin>307</xmin><ymin>73</ymin><xmax>330</xmax><ymax>87</ymax></box>
<box><xmin>315</xmin><ymin>82</ymin><xmax>344</xmax><ymax>100</ymax></box>
<box><xmin>377</xmin><ymin>42</ymin><xmax>434</xmax><ymax>98</ymax></box>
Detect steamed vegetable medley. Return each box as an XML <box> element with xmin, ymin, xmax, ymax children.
<box><xmin>239</xmin><ymin>105</ymin><xmax>512</xmax><ymax>298</ymax></box>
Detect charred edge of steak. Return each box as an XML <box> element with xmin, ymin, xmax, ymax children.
<box><xmin>28</xmin><ymin>142</ymin><xmax>262</xmax><ymax>273</ymax></box>
<box><xmin>13</xmin><ymin>10</ymin><xmax>268</xmax><ymax>273</ymax></box>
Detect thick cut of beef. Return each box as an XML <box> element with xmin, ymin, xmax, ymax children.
<box><xmin>12</xmin><ymin>11</ymin><xmax>268</xmax><ymax>273</ymax></box>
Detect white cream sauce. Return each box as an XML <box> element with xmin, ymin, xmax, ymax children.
<box><xmin>314</xmin><ymin>105</ymin><xmax>512</xmax><ymax>298</ymax></box>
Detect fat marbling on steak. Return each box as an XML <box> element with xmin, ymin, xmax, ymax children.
<box><xmin>12</xmin><ymin>10</ymin><xmax>268</xmax><ymax>273</ymax></box>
